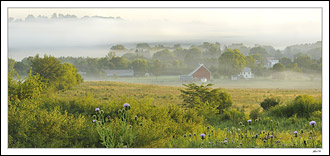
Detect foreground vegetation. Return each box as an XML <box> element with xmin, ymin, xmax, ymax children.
<box><xmin>8</xmin><ymin>56</ymin><xmax>322</xmax><ymax>148</ymax></box>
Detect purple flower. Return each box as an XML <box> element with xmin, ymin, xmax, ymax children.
<box><xmin>95</xmin><ymin>108</ymin><xmax>100</xmax><ymax>111</ymax></box>
<box><xmin>123</xmin><ymin>103</ymin><xmax>130</xmax><ymax>107</ymax></box>
<box><xmin>270</xmin><ymin>120</ymin><xmax>273</xmax><ymax>123</ymax></box>
<box><xmin>247</xmin><ymin>120</ymin><xmax>252</xmax><ymax>123</ymax></box>
<box><xmin>200</xmin><ymin>134</ymin><xmax>206</xmax><ymax>139</ymax></box>
<box><xmin>270</xmin><ymin>135</ymin><xmax>273</xmax><ymax>138</ymax></box>
<box><xmin>224</xmin><ymin>140</ymin><xmax>227</xmax><ymax>143</ymax></box>
<box><xmin>93</xmin><ymin>120</ymin><xmax>96</xmax><ymax>123</ymax></box>
<box><xmin>225</xmin><ymin>138</ymin><xmax>227</xmax><ymax>140</ymax></box>
<box><xmin>309</xmin><ymin>121</ymin><xmax>316</xmax><ymax>127</ymax></box>
<box><xmin>294</xmin><ymin>131</ymin><xmax>298</xmax><ymax>134</ymax></box>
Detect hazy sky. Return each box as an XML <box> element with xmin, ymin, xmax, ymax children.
<box><xmin>8</xmin><ymin>8</ymin><xmax>322</xmax><ymax>60</ymax></box>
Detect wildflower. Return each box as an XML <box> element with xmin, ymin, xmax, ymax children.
<box><xmin>118</xmin><ymin>109</ymin><xmax>122</xmax><ymax>114</ymax></box>
<box><xmin>270</xmin><ymin>120</ymin><xmax>273</xmax><ymax>123</ymax></box>
<box><xmin>209</xmin><ymin>142</ymin><xmax>211</xmax><ymax>145</ymax></box>
<box><xmin>95</xmin><ymin>108</ymin><xmax>100</xmax><ymax>111</ymax></box>
<box><xmin>201</xmin><ymin>142</ymin><xmax>204</xmax><ymax>145</ymax></box>
<box><xmin>239</xmin><ymin>122</ymin><xmax>243</xmax><ymax>125</ymax></box>
<box><xmin>265</xmin><ymin>136</ymin><xmax>268</xmax><ymax>140</ymax></box>
<box><xmin>224</xmin><ymin>138</ymin><xmax>227</xmax><ymax>140</ymax></box>
<box><xmin>276</xmin><ymin>122</ymin><xmax>279</xmax><ymax>126</ymax></box>
<box><xmin>263</xmin><ymin>130</ymin><xmax>265</xmax><ymax>134</ymax></box>
<box><xmin>310</xmin><ymin>132</ymin><xmax>313</xmax><ymax>135</ymax></box>
<box><xmin>309</xmin><ymin>121</ymin><xmax>316</xmax><ymax>127</ymax></box>
<box><xmin>134</xmin><ymin>115</ymin><xmax>137</xmax><ymax>121</ymax></box>
<box><xmin>208</xmin><ymin>134</ymin><xmax>211</xmax><ymax>137</ymax></box>
<box><xmin>140</xmin><ymin>122</ymin><xmax>143</xmax><ymax>126</ymax></box>
<box><xmin>249</xmin><ymin>126</ymin><xmax>252</xmax><ymax>130</ymax></box>
<box><xmin>247</xmin><ymin>120</ymin><xmax>252</xmax><ymax>124</ymax></box>
<box><xmin>240</xmin><ymin>143</ymin><xmax>242</xmax><ymax>146</ymax></box>
<box><xmin>92</xmin><ymin>120</ymin><xmax>96</xmax><ymax>123</ymax></box>
<box><xmin>255</xmin><ymin>119</ymin><xmax>258</xmax><ymax>122</ymax></box>
<box><xmin>189</xmin><ymin>134</ymin><xmax>192</xmax><ymax>137</ymax></box>
<box><xmin>194</xmin><ymin>133</ymin><xmax>196</xmax><ymax>136</ymax></box>
<box><xmin>224</xmin><ymin>140</ymin><xmax>227</xmax><ymax>144</ymax></box>
<box><xmin>207</xmin><ymin>126</ymin><xmax>210</xmax><ymax>130</ymax></box>
<box><xmin>270</xmin><ymin>135</ymin><xmax>273</xmax><ymax>139</ymax></box>
<box><xmin>92</xmin><ymin>115</ymin><xmax>97</xmax><ymax>119</ymax></box>
<box><xmin>263</xmin><ymin>140</ymin><xmax>266</xmax><ymax>143</ymax></box>
<box><xmin>184</xmin><ymin>134</ymin><xmax>187</xmax><ymax>138</ymax></box>
<box><xmin>123</xmin><ymin>103</ymin><xmax>131</xmax><ymax>110</ymax></box>
<box><xmin>211</xmin><ymin>130</ymin><xmax>214</xmax><ymax>133</ymax></box>
<box><xmin>256</xmin><ymin>134</ymin><xmax>258</xmax><ymax>138</ymax></box>
<box><xmin>304</xmin><ymin>140</ymin><xmax>307</xmax><ymax>146</ymax></box>
<box><xmin>309</xmin><ymin>137</ymin><xmax>311</xmax><ymax>139</ymax></box>
<box><xmin>200</xmin><ymin>134</ymin><xmax>206</xmax><ymax>139</ymax></box>
<box><xmin>300</xmin><ymin>129</ymin><xmax>304</xmax><ymax>133</ymax></box>
<box><xmin>129</xmin><ymin>125</ymin><xmax>132</xmax><ymax>129</ymax></box>
<box><xmin>294</xmin><ymin>131</ymin><xmax>298</xmax><ymax>137</ymax></box>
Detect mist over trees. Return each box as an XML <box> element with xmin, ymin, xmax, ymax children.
<box><xmin>10</xmin><ymin>40</ymin><xmax>322</xmax><ymax>80</ymax></box>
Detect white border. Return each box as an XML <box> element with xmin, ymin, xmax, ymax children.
<box><xmin>1</xmin><ymin>1</ymin><xmax>329</xmax><ymax>155</ymax></box>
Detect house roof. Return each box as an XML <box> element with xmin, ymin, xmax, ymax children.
<box><xmin>242</xmin><ymin>67</ymin><xmax>251</xmax><ymax>72</ymax></box>
<box><xmin>188</xmin><ymin>64</ymin><xmax>211</xmax><ymax>76</ymax></box>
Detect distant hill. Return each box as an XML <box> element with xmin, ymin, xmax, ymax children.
<box><xmin>282</xmin><ymin>41</ymin><xmax>322</xmax><ymax>59</ymax></box>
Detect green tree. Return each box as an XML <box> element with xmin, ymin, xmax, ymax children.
<box><xmin>152</xmin><ymin>49</ymin><xmax>176</xmax><ymax>62</ymax></box>
<box><xmin>249</xmin><ymin>46</ymin><xmax>269</xmax><ymax>58</ymax></box>
<box><xmin>180</xmin><ymin>83</ymin><xmax>232</xmax><ymax>114</ymax></box>
<box><xmin>272</xmin><ymin>63</ymin><xmax>285</xmax><ymax>79</ymax></box>
<box><xmin>218</xmin><ymin>49</ymin><xmax>246</xmax><ymax>78</ymax></box>
<box><xmin>132</xmin><ymin>59</ymin><xmax>148</xmax><ymax>76</ymax></box>
<box><xmin>151</xmin><ymin>60</ymin><xmax>162</xmax><ymax>79</ymax></box>
<box><xmin>245</xmin><ymin>55</ymin><xmax>256</xmax><ymax>68</ymax></box>
<box><xmin>279</xmin><ymin>57</ymin><xmax>292</xmax><ymax>66</ymax></box>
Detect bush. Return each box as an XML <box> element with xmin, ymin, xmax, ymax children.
<box><xmin>269</xmin><ymin>95</ymin><xmax>322</xmax><ymax>118</ymax></box>
<box><xmin>249</xmin><ymin>107</ymin><xmax>262</xmax><ymax>120</ymax></box>
<box><xmin>220</xmin><ymin>108</ymin><xmax>246</xmax><ymax>122</ymax></box>
<box><xmin>180</xmin><ymin>83</ymin><xmax>232</xmax><ymax>114</ymax></box>
<box><xmin>260</xmin><ymin>97</ymin><xmax>280</xmax><ymax>111</ymax></box>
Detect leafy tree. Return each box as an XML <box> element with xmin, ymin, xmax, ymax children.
<box><xmin>294</xmin><ymin>54</ymin><xmax>312</xmax><ymax>69</ymax></box>
<box><xmin>272</xmin><ymin>63</ymin><xmax>285</xmax><ymax>79</ymax></box>
<box><xmin>273</xmin><ymin>63</ymin><xmax>285</xmax><ymax>72</ymax></box>
<box><xmin>136</xmin><ymin>43</ymin><xmax>150</xmax><ymax>49</ymax></box>
<box><xmin>8</xmin><ymin>58</ymin><xmax>16</xmax><ymax>74</ymax></box>
<box><xmin>151</xmin><ymin>60</ymin><xmax>162</xmax><ymax>79</ymax></box>
<box><xmin>30</xmin><ymin>54</ymin><xmax>83</xmax><ymax>90</ymax></box>
<box><xmin>111</xmin><ymin>45</ymin><xmax>126</xmax><ymax>50</ymax></box>
<box><xmin>279</xmin><ymin>57</ymin><xmax>292</xmax><ymax>66</ymax></box>
<box><xmin>249</xmin><ymin>46</ymin><xmax>269</xmax><ymax>58</ymax></box>
<box><xmin>110</xmin><ymin>56</ymin><xmax>129</xmax><ymax>69</ymax></box>
<box><xmin>132</xmin><ymin>59</ymin><xmax>148</xmax><ymax>76</ymax></box>
<box><xmin>245</xmin><ymin>55</ymin><xmax>256</xmax><ymax>68</ymax></box>
<box><xmin>180</xmin><ymin>83</ymin><xmax>232</xmax><ymax>114</ymax></box>
<box><xmin>152</xmin><ymin>49</ymin><xmax>176</xmax><ymax>62</ymax></box>
<box><xmin>218</xmin><ymin>49</ymin><xmax>246</xmax><ymax>78</ymax></box>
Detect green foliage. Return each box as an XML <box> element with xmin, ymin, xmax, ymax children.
<box><xmin>180</xmin><ymin>83</ymin><xmax>232</xmax><ymax>114</ymax></box>
<box><xmin>131</xmin><ymin>59</ymin><xmax>148</xmax><ymax>76</ymax></box>
<box><xmin>249</xmin><ymin>46</ymin><xmax>269</xmax><ymax>58</ymax></box>
<box><xmin>218</xmin><ymin>49</ymin><xmax>246</xmax><ymax>78</ymax></box>
<box><xmin>249</xmin><ymin>107</ymin><xmax>262</xmax><ymax>120</ymax></box>
<box><xmin>30</xmin><ymin>54</ymin><xmax>83</xmax><ymax>90</ymax></box>
<box><xmin>269</xmin><ymin>95</ymin><xmax>322</xmax><ymax>118</ymax></box>
<box><xmin>152</xmin><ymin>49</ymin><xmax>176</xmax><ymax>62</ymax></box>
<box><xmin>111</xmin><ymin>44</ymin><xmax>126</xmax><ymax>50</ymax></box>
<box><xmin>151</xmin><ymin>60</ymin><xmax>162</xmax><ymax>78</ymax></box>
<box><xmin>220</xmin><ymin>108</ymin><xmax>246</xmax><ymax>122</ymax></box>
<box><xmin>260</xmin><ymin>97</ymin><xmax>280</xmax><ymax>111</ymax></box>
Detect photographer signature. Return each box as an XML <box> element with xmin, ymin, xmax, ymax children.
<box><xmin>312</xmin><ymin>149</ymin><xmax>321</xmax><ymax>153</ymax></box>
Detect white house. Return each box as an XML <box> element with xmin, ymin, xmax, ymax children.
<box><xmin>240</xmin><ymin>67</ymin><xmax>254</xmax><ymax>79</ymax></box>
<box><xmin>264</xmin><ymin>58</ymin><xmax>279</xmax><ymax>68</ymax></box>
<box><xmin>231</xmin><ymin>67</ymin><xmax>254</xmax><ymax>80</ymax></box>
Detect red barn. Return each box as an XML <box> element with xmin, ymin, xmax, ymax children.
<box><xmin>180</xmin><ymin>64</ymin><xmax>211</xmax><ymax>81</ymax></box>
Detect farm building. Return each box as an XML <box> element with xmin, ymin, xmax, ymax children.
<box><xmin>105</xmin><ymin>69</ymin><xmax>134</xmax><ymax>77</ymax></box>
<box><xmin>231</xmin><ymin>67</ymin><xmax>254</xmax><ymax>80</ymax></box>
<box><xmin>180</xmin><ymin>64</ymin><xmax>211</xmax><ymax>82</ymax></box>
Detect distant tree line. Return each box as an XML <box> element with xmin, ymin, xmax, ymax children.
<box><xmin>9</xmin><ymin>41</ymin><xmax>322</xmax><ymax>80</ymax></box>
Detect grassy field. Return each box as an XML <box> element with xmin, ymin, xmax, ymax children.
<box><xmin>60</xmin><ymin>80</ymin><xmax>322</xmax><ymax>113</ymax></box>
<box><xmin>83</xmin><ymin>75</ymin><xmax>322</xmax><ymax>89</ymax></box>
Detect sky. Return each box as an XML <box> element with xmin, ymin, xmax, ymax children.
<box><xmin>7</xmin><ymin>8</ymin><xmax>322</xmax><ymax>60</ymax></box>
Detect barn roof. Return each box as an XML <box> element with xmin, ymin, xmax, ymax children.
<box><xmin>188</xmin><ymin>64</ymin><xmax>211</xmax><ymax>76</ymax></box>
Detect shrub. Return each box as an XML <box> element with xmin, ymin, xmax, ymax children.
<box><xmin>260</xmin><ymin>97</ymin><xmax>280</xmax><ymax>111</ymax></box>
<box><xmin>180</xmin><ymin>83</ymin><xmax>232</xmax><ymax>114</ymax></box>
<box><xmin>269</xmin><ymin>95</ymin><xmax>322</xmax><ymax>118</ymax></box>
<box><xmin>219</xmin><ymin>108</ymin><xmax>246</xmax><ymax>122</ymax></box>
<box><xmin>249</xmin><ymin>107</ymin><xmax>262</xmax><ymax>120</ymax></box>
